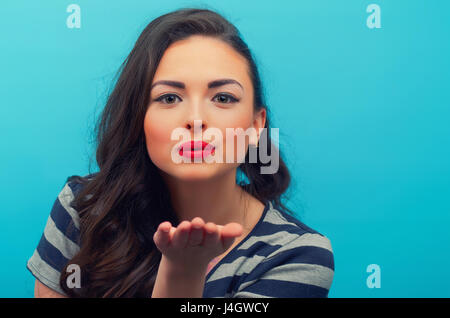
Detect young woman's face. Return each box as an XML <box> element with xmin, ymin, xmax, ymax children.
<box><xmin>144</xmin><ymin>35</ymin><xmax>265</xmax><ymax>182</ymax></box>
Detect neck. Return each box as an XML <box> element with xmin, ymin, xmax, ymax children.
<box><xmin>160</xmin><ymin>169</ymin><xmax>250</xmax><ymax>226</ymax></box>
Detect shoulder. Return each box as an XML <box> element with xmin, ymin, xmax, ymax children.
<box><xmin>244</xmin><ymin>201</ymin><xmax>334</xmax><ymax>263</ymax></box>
<box><xmin>235</xmin><ymin>202</ymin><xmax>335</xmax><ymax>297</ymax></box>
<box><xmin>65</xmin><ymin>172</ymin><xmax>97</xmax><ymax>198</ymax></box>
<box><xmin>26</xmin><ymin>173</ymin><xmax>96</xmax><ymax>295</ymax></box>
<box><xmin>52</xmin><ymin>172</ymin><xmax>96</xmax><ymax>234</ymax></box>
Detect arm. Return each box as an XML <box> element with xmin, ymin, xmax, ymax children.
<box><xmin>34</xmin><ymin>279</ymin><xmax>67</xmax><ymax>298</ymax></box>
<box><xmin>151</xmin><ymin>256</ymin><xmax>208</xmax><ymax>298</ymax></box>
<box><xmin>27</xmin><ymin>180</ymin><xmax>81</xmax><ymax>298</ymax></box>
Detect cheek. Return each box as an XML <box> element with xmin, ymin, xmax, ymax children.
<box><xmin>218</xmin><ymin>110</ymin><xmax>254</xmax><ymax>162</ymax></box>
<box><xmin>143</xmin><ymin>111</ymin><xmax>173</xmax><ymax>163</ymax></box>
<box><xmin>216</xmin><ymin>106</ymin><xmax>253</xmax><ymax>133</ymax></box>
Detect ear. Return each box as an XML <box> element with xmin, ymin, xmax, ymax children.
<box><xmin>251</xmin><ymin>108</ymin><xmax>267</xmax><ymax>146</ymax></box>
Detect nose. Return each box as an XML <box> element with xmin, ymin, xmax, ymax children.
<box><xmin>184</xmin><ymin>98</ymin><xmax>208</xmax><ymax>136</ymax></box>
<box><xmin>186</xmin><ymin>119</ymin><xmax>207</xmax><ymax>139</ymax></box>
<box><xmin>186</xmin><ymin>119</ymin><xmax>205</xmax><ymax>131</ymax></box>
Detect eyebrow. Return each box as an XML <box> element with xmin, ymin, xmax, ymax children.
<box><xmin>150</xmin><ymin>78</ymin><xmax>244</xmax><ymax>91</ymax></box>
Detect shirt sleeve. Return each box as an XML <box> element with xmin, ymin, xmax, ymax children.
<box><xmin>232</xmin><ymin>234</ymin><xmax>335</xmax><ymax>298</ymax></box>
<box><xmin>26</xmin><ymin>180</ymin><xmax>81</xmax><ymax>296</ymax></box>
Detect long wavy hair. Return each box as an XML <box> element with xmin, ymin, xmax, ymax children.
<box><xmin>60</xmin><ymin>7</ymin><xmax>294</xmax><ymax>297</ymax></box>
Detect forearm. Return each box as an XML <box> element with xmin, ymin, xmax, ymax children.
<box><xmin>151</xmin><ymin>256</ymin><xmax>207</xmax><ymax>298</ymax></box>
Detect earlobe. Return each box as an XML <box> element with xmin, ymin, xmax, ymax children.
<box><xmin>249</xmin><ymin>129</ymin><xmax>259</xmax><ymax>147</ymax></box>
<box><xmin>250</xmin><ymin>108</ymin><xmax>266</xmax><ymax>147</ymax></box>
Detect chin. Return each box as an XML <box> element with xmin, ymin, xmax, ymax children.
<box><xmin>162</xmin><ymin>163</ymin><xmax>222</xmax><ymax>181</ymax></box>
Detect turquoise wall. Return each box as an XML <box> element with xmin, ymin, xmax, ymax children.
<box><xmin>1</xmin><ymin>0</ymin><xmax>449</xmax><ymax>297</ymax></box>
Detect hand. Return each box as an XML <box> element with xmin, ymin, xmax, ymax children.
<box><xmin>153</xmin><ymin>217</ymin><xmax>243</xmax><ymax>274</ymax></box>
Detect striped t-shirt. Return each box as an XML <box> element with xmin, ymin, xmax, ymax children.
<box><xmin>26</xmin><ymin>176</ymin><xmax>335</xmax><ymax>297</ymax></box>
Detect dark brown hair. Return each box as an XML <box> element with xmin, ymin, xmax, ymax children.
<box><xmin>60</xmin><ymin>6</ymin><xmax>293</xmax><ymax>297</ymax></box>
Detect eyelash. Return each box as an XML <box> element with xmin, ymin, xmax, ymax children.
<box><xmin>153</xmin><ymin>93</ymin><xmax>240</xmax><ymax>105</ymax></box>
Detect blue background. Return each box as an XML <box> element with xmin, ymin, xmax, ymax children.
<box><xmin>1</xmin><ymin>0</ymin><xmax>449</xmax><ymax>297</ymax></box>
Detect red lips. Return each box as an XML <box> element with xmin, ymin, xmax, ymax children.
<box><xmin>179</xmin><ymin>141</ymin><xmax>215</xmax><ymax>159</ymax></box>
<box><xmin>179</xmin><ymin>141</ymin><xmax>210</xmax><ymax>151</ymax></box>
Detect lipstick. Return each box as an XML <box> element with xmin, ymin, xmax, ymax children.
<box><xmin>179</xmin><ymin>141</ymin><xmax>215</xmax><ymax>159</ymax></box>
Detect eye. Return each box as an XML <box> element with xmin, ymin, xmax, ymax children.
<box><xmin>213</xmin><ymin>93</ymin><xmax>240</xmax><ymax>104</ymax></box>
<box><xmin>153</xmin><ymin>93</ymin><xmax>240</xmax><ymax>105</ymax></box>
<box><xmin>154</xmin><ymin>94</ymin><xmax>181</xmax><ymax>104</ymax></box>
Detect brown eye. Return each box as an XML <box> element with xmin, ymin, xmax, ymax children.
<box><xmin>213</xmin><ymin>93</ymin><xmax>239</xmax><ymax>104</ymax></box>
<box><xmin>154</xmin><ymin>94</ymin><xmax>181</xmax><ymax>104</ymax></box>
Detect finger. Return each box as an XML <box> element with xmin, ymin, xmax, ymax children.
<box><xmin>221</xmin><ymin>222</ymin><xmax>243</xmax><ymax>238</ymax></box>
<box><xmin>168</xmin><ymin>226</ymin><xmax>177</xmax><ymax>243</ymax></box>
<box><xmin>203</xmin><ymin>222</ymin><xmax>220</xmax><ymax>248</ymax></box>
<box><xmin>172</xmin><ymin>221</ymin><xmax>191</xmax><ymax>248</ymax></box>
<box><xmin>188</xmin><ymin>217</ymin><xmax>205</xmax><ymax>246</ymax></box>
<box><xmin>220</xmin><ymin>222</ymin><xmax>243</xmax><ymax>250</ymax></box>
<box><xmin>153</xmin><ymin>221</ymin><xmax>172</xmax><ymax>251</ymax></box>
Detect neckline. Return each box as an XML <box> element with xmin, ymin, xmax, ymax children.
<box><xmin>204</xmin><ymin>200</ymin><xmax>271</xmax><ymax>282</ymax></box>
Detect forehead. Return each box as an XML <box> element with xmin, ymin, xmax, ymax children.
<box><xmin>152</xmin><ymin>35</ymin><xmax>251</xmax><ymax>87</ymax></box>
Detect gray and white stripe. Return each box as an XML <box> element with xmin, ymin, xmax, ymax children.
<box><xmin>58</xmin><ymin>183</ymin><xmax>80</xmax><ymax>230</ymax></box>
<box><xmin>43</xmin><ymin>214</ymin><xmax>80</xmax><ymax>259</ymax></box>
<box><xmin>27</xmin><ymin>250</ymin><xmax>67</xmax><ymax>295</ymax></box>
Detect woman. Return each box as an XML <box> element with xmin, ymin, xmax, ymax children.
<box><xmin>26</xmin><ymin>7</ymin><xmax>334</xmax><ymax>298</ymax></box>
